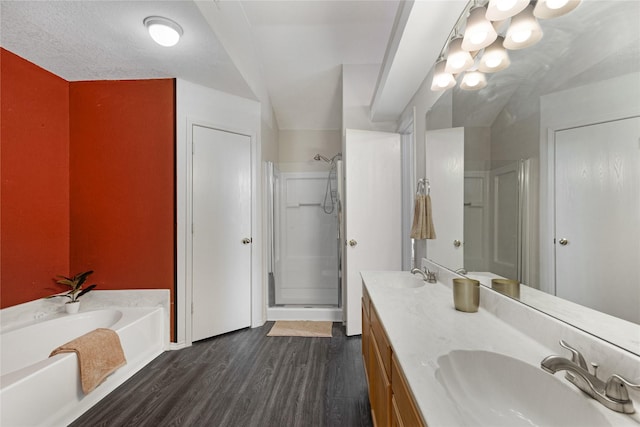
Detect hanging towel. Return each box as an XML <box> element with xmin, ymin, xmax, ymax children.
<box><xmin>410</xmin><ymin>194</ymin><xmax>436</xmax><ymax>240</ymax></box>
<box><xmin>49</xmin><ymin>328</ymin><xmax>126</xmax><ymax>394</ymax></box>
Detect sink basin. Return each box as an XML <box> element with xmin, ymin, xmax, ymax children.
<box><xmin>386</xmin><ymin>275</ymin><xmax>425</xmax><ymax>289</ymax></box>
<box><xmin>436</xmin><ymin>350</ymin><xmax>611</xmax><ymax>427</ymax></box>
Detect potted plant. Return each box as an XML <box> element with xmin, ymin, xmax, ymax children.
<box><xmin>48</xmin><ymin>270</ymin><xmax>97</xmax><ymax>314</ymax></box>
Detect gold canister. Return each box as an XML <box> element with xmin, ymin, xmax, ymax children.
<box><xmin>452</xmin><ymin>279</ymin><xmax>480</xmax><ymax>313</ymax></box>
<box><xmin>491</xmin><ymin>279</ymin><xmax>520</xmax><ymax>299</ymax></box>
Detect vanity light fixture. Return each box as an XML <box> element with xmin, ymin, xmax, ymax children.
<box><xmin>503</xmin><ymin>5</ymin><xmax>543</xmax><ymax>49</ymax></box>
<box><xmin>431</xmin><ymin>57</ymin><xmax>457</xmax><ymax>91</ymax></box>
<box><xmin>460</xmin><ymin>70</ymin><xmax>487</xmax><ymax>90</ymax></box>
<box><xmin>486</xmin><ymin>0</ymin><xmax>530</xmax><ymax>21</ymax></box>
<box><xmin>445</xmin><ymin>36</ymin><xmax>475</xmax><ymax>73</ymax></box>
<box><xmin>462</xmin><ymin>5</ymin><xmax>498</xmax><ymax>51</ymax></box>
<box><xmin>478</xmin><ymin>36</ymin><xmax>511</xmax><ymax>72</ymax></box>
<box><xmin>534</xmin><ymin>0</ymin><xmax>581</xmax><ymax>19</ymax></box>
<box><xmin>144</xmin><ymin>16</ymin><xmax>183</xmax><ymax>47</ymax></box>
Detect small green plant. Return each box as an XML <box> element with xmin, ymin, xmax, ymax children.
<box><xmin>48</xmin><ymin>270</ymin><xmax>97</xmax><ymax>302</ymax></box>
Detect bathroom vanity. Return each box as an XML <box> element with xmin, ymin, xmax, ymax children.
<box><xmin>360</xmin><ymin>268</ymin><xmax>640</xmax><ymax>427</ymax></box>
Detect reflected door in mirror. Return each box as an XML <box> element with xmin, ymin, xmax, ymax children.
<box><xmin>555</xmin><ymin>117</ymin><xmax>640</xmax><ymax>324</ymax></box>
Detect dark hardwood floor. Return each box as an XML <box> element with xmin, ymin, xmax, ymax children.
<box><xmin>70</xmin><ymin>322</ymin><xmax>372</xmax><ymax>427</ymax></box>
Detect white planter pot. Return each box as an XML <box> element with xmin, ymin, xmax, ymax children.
<box><xmin>65</xmin><ymin>301</ymin><xmax>80</xmax><ymax>314</ymax></box>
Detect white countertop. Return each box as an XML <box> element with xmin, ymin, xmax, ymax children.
<box><xmin>361</xmin><ymin>270</ymin><xmax>639</xmax><ymax>427</ymax></box>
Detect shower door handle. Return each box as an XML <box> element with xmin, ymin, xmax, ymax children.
<box><xmin>348</xmin><ymin>239</ymin><xmax>357</xmax><ymax>247</ymax></box>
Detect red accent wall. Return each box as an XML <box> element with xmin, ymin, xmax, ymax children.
<box><xmin>1</xmin><ymin>50</ymin><xmax>175</xmax><ymax>337</ymax></box>
<box><xmin>1</xmin><ymin>48</ymin><xmax>71</xmax><ymax>306</ymax></box>
<box><xmin>69</xmin><ymin>80</ymin><xmax>175</xmax><ymax>327</ymax></box>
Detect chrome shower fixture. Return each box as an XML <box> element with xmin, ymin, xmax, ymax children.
<box><xmin>313</xmin><ymin>153</ymin><xmax>342</xmax><ymax>164</ymax></box>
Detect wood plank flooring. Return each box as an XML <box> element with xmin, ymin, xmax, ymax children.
<box><xmin>70</xmin><ymin>322</ymin><xmax>372</xmax><ymax>427</ymax></box>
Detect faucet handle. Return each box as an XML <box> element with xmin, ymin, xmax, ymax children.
<box><xmin>605</xmin><ymin>374</ymin><xmax>640</xmax><ymax>402</ymax></box>
<box><xmin>559</xmin><ymin>340</ymin><xmax>588</xmax><ymax>370</ymax></box>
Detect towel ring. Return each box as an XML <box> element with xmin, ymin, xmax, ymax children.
<box><xmin>417</xmin><ymin>178</ymin><xmax>430</xmax><ymax>195</ymax></box>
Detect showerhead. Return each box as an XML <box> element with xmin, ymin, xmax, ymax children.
<box><xmin>314</xmin><ymin>153</ymin><xmax>342</xmax><ymax>163</ymax></box>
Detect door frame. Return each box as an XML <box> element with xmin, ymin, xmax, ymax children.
<box><xmin>182</xmin><ymin>118</ymin><xmax>259</xmax><ymax>347</ymax></box>
<box><xmin>539</xmin><ymin>73</ymin><xmax>640</xmax><ymax>296</ymax></box>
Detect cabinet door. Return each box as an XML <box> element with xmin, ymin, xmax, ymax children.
<box><xmin>369</xmin><ymin>332</ymin><xmax>391</xmax><ymax>427</ymax></box>
<box><xmin>362</xmin><ymin>301</ymin><xmax>371</xmax><ymax>383</ymax></box>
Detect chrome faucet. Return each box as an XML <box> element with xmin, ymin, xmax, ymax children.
<box><xmin>541</xmin><ymin>340</ymin><xmax>640</xmax><ymax>414</ymax></box>
<box><xmin>411</xmin><ymin>267</ymin><xmax>437</xmax><ymax>283</ymax></box>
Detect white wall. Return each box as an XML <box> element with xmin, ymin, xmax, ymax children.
<box><xmin>397</xmin><ymin>66</ymin><xmax>449</xmax><ymax>263</ymax></box>
<box><xmin>175</xmin><ymin>79</ymin><xmax>263</xmax><ymax>347</ymax></box>
<box><xmin>278</xmin><ymin>129</ymin><xmax>341</xmax><ymax>173</ymax></box>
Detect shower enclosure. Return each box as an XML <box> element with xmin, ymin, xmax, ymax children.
<box><xmin>265</xmin><ymin>156</ymin><xmax>343</xmax><ymax>320</ymax></box>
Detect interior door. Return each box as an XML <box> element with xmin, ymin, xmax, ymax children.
<box><xmin>344</xmin><ymin>129</ymin><xmax>401</xmax><ymax>336</ymax></box>
<box><xmin>426</xmin><ymin>128</ymin><xmax>464</xmax><ymax>270</ymax></box>
<box><xmin>192</xmin><ymin>125</ymin><xmax>252</xmax><ymax>341</ymax></box>
<box><xmin>555</xmin><ymin>116</ymin><xmax>640</xmax><ymax>324</ymax></box>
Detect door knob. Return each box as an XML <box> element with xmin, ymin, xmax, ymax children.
<box><xmin>242</xmin><ymin>238</ymin><xmax>252</xmax><ymax>245</ymax></box>
<box><xmin>348</xmin><ymin>239</ymin><xmax>358</xmax><ymax>247</ymax></box>
<box><xmin>558</xmin><ymin>238</ymin><xmax>569</xmax><ymax>246</ymax></box>
<box><xmin>453</xmin><ymin>240</ymin><xmax>461</xmax><ymax>247</ymax></box>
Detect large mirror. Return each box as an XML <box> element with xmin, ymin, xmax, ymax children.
<box><xmin>425</xmin><ymin>0</ymin><xmax>640</xmax><ymax>353</ymax></box>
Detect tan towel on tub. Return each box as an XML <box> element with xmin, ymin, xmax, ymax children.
<box><xmin>49</xmin><ymin>328</ymin><xmax>126</xmax><ymax>394</ymax></box>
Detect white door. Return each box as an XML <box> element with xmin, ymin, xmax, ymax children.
<box><xmin>426</xmin><ymin>128</ymin><xmax>464</xmax><ymax>270</ymax></box>
<box><xmin>555</xmin><ymin>117</ymin><xmax>640</xmax><ymax>324</ymax></box>
<box><xmin>344</xmin><ymin>129</ymin><xmax>401</xmax><ymax>336</ymax></box>
<box><xmin>192</xmin><ymin>125</ymin><xmax>252</xmax><ymax>341</ymax></box>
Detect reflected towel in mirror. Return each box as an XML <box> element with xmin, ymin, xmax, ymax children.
<box><xmin>411</xmin><ymin>194</ymin><xmax>436</xmax><ymax>240</ymax></box>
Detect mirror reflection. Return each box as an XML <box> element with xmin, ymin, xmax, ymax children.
<box><xmin>425</xmin><ymin>0</ymin><xmax>640</xmax><ymax>326</ymax></box>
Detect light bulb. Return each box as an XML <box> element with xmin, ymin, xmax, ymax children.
<box><xmin>470</xmin><ymin>31</ymin><xmax>489</xmax><ymax>45</ymax></box>
<box><xmin>462</xmin><ymin>6</ymin><xmax>497</xmax><ymax>51</ymax></box>
<box><xmin>437</xmin><ymin>75</ymin><xmax>452</xmax><ymax>88</ymax></box>
<box><xmin>466</xmin><ymin>75</ymin><xmax>480</xmax><ymax>87</ymax></box>
<box><xmin>504</xmin><ymin>5</ymin><xmax>543</xmax><ymax>50</ymax></box>
<box><xmin>546</xmin><ymin>0</ymin><xmax>569</xmax><ymax>9</ymax></box>
<box><xmin>144</xmin><ymin>17</ymin><xmax>183</xmax><ymax>47</ymax></box>
<box><xmin>461</xmin><ymin>71</ymin><xmax>487</xmax><ymax>90</ymax></box>
<box><xmin>497</xmin><ymin>0</ymin><xmax>518</xmax><ymax>11</ymax></box>
<box><xmin>511</xmin><ymin>29</ymin><xmax>532</xmax><ymax>43</ymax></box>
<box><xmin>485</xmin><ymin>55</ymin><xmax>502</xmax><ymax>68</ymax></box>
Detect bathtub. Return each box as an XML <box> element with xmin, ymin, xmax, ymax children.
<box><xmin>0</xmin><ymin>307</ymin><xmax>166</xmax><ymax>426</ymax></box>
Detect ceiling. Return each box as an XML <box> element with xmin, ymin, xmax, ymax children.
<box><xmin>1</xmin><ymin>0</ymin><xmax>412</xmax><ymax>131</ymax></box>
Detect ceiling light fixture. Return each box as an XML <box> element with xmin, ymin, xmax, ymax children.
<box><xmin>534</xmin><ymin>0</ymin><xmax>581</xmax><ymax>19</ymax></box>
<box><xmin>445</xmin><ymin>36</ymin><xmax>475</xmax><ymax>74</ymax></box>
<box><xmin>431</xmin><ymin>57</ymin><xmax>457</xmax><ymax>91</ymax></box>
<box><xmin>462</xmin><ymin>5</ymin><xmax>498</xmax><ymax>51</ymax></box>
<box><xmin>144</xmin><ymin>16</ymin><xmax>183</xmax><ymax>47</ymax></box>
<box><xmin>486</xmin><ymin>0</ymin><xmax>530</xmax><ymax>21</ymax></box>
<box><xmin>478</xmin><ymin>36</ymin><xmax>511</xmax><ymax>72</ymax></box>
<box><xmin>504</xmin><ymin>5</ymin><xmax>543</xmax><ymax>49</ymax></box>
<box><xmin>460</xmin><ymin>70</ymin><xmax>487</xmax><ymax>90</ymax></box>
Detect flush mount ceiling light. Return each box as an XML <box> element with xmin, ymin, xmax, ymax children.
<box><xmin>460</xmin><ymin>70</ymin><xmax>487</xmax><ymax>90</ymax></box>
<box><xmin>445</xmin><ymin>36</ymin><xmax>475</xmax><ymax>73</ymax></box>
<box><xmin>534</xmin><ymin>0</ymin><xmax>581</xmax><ymax>19</ymax></box>
<box><xmin>431</xmin><ymin>57</ymin><xmax>457</xmax><ymax>91</ymax></box>
<box><xmin>144</xmin><ymin>16</ymin><xmax>183</xmax><ymax>47</ymax></box>
<box><xmin>462</xmin><ymin>5</ymin><xmax>498</xmax><ymax>51</ymax></box>
<box><xmin>486</xmin><ymin>0</ymin><xmax>530</xmax><ymax>20</ymax></box>
<box><xmin>479</xmin><ymin>36</ymin><xmax>511</xmax><ymax>72</ymax></box>
<box><xmin>504</xmin><ymin>5</ymin><xmax>543</xmax><ymax>49</ymax></box>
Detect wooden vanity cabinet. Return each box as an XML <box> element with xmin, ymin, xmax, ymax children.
<box><xmin>362</xmin><ymin>286</ymin><xmax>427</xmax><ymax>427</ymax></box>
